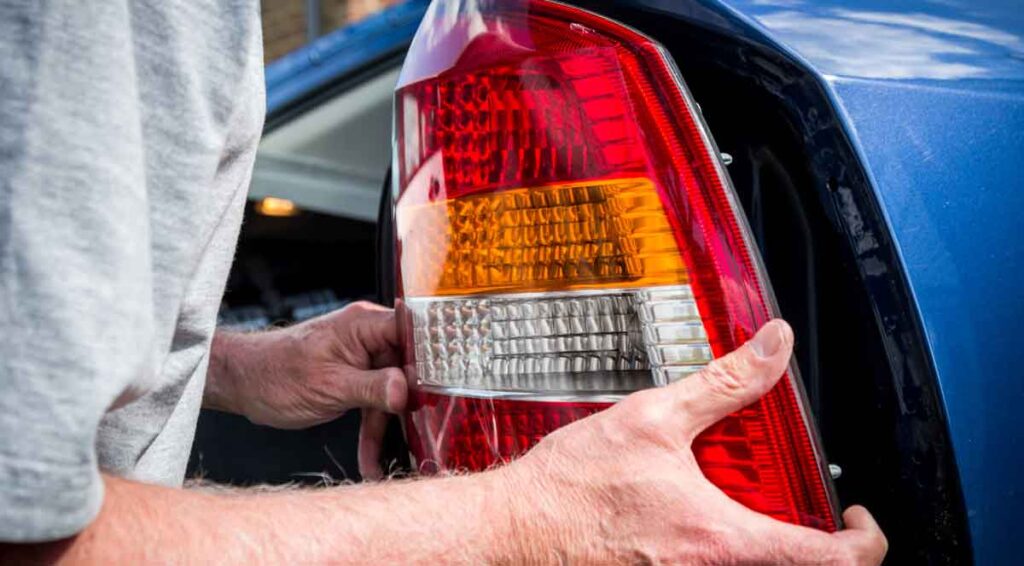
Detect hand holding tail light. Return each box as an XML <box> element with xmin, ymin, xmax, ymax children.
<box><xmin>497</xmin><ymin>320</ymin><xmax>887</xmax><ymax>564</ymax></box>
<box><xmin>393</xmin><ymin>0</ymin><xmax>844</xmax><ymax>531</ymax></box>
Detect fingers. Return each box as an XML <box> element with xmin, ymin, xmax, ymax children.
<box><xmin>668</xmin><ymin>319</ymin><xmax>794</xmax><ymax>438</ymax></box>
<box><xmin>319</xmin><ymin>301</ymin><xmax>401</xmax><ymax>362</ymax></box>
<box><xmin>350</xmin><ymin>301</ymin><xmax>401</xmax><ymax>353</ymax></box>
<box><xmin>746</xmin><ymin>503</ymin><xmax>887</xmax><ymax>565</ymax></box>
<box><xmin>340</xmin><ymin>367</ymin><xmax>408</xmax><ymax>414</ymax></box>
<box><xmin>834</xmin><ymin>506</ymin><xmax>888</xmax><ymax>564</ymax></box>
<box><xmin>840</xmin><ymin>505</ymin><xmax>882</xmax><ymax>536</ymax></box>
<box><xmin>371</xmin><ymin>339</ymin><xmax>403</xmax><ymax>370</ymax></box>
<box><xmin>732</xmin><ymin>505</ymin><xmax>884</xmax><ymax>566</ymax></box>
<box><xmin>358</xmin><ymin>409</ymin><xmax>390</xmax><ymax>481</ymax></box>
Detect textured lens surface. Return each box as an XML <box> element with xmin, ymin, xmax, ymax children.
<box><xmin>407</xmin><ymin>393</ymin><xmax>610</xmax><ymax>471</ymax></box>
<box><xmin>398</xmin><ymin>45</ymin><xmax>646</xmax><ymax>198</ymax></box>
<box><xmin>398</xmin><ymin>180</ymin><xmax>688</xmax><ymax>297</ymax></box>
<box><xmin>408</xmin><ymin>285</ymin><xmax>712</xmax><ymax>396</ymax></box>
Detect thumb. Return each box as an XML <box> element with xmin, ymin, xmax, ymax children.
<box><xmin>834</xmin><ymin>506</ymin><xmax>889</xmax><ymax>564</ymax></box>
<box><xmin>669</xmin><ymin>319</ymin><xmax>794</xmax><ymax>439</ymax></box>
<box><xmin>338</xmin><ymin>366</ymin><xmax>408</xmax><ymax>414</ymax></box>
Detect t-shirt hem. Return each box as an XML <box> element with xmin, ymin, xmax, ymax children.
<box><xmin>0</xmin><ymin>457</ymin><xmax>105</xmax><ymax>543</ymax></box>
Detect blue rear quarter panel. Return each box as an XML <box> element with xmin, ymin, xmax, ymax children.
<box><xmin>715</xmin><ymin>1</ymin><xmax>1024</xmax><ymax>562</ymax></box>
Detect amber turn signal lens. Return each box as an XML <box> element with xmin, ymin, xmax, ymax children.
<box><xmin>397</xmin><ymin>178</ymin><xmax>688</xmax><ymax>297</ymax></box>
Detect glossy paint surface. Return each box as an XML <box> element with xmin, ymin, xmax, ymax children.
<box><xmin>715</xmin><ymin>1</ymin><xmax>1024</xmax><ymax>562</ymax></box>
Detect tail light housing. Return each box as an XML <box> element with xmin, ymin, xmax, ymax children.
<box><xmin>391</xmin><ymin>0</ymin><xmax>839</xmax><ymax>531</ymax></box>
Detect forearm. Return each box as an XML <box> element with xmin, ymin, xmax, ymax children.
<box><xmin>2</xmin><ymin>471</ymin><xmax>520</xmax><ymax>564</ymax></box>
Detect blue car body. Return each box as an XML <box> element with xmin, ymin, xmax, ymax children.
<box><xmin>267</xmin><ymin>1</ymin><xmax>1024</xmax><ymax>562</ymax></box>
<box><xmin>719</xmin><ymin>3</ymin><xmax>1024</xmax><ymax>563</ymax></box>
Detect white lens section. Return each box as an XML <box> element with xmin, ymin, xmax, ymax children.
<box><xmin>408</xmin><ymin>285</ymin><xmax>713</xmax><ymax>396</ymax></box>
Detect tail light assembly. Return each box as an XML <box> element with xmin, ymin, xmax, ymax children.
<box><xmin>391</xmin><ymin>0</ymin><xmax>839</xmax><ymax>531</ymax></box>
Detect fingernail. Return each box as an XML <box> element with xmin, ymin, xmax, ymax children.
<box><xmin>750</xmin><ymin>320</ymin><xmax>788</xmax><ymax>359</ymax></box>
<box><xmin>385</xmin><ymin>374</ymin><xmax>408</xmax><ymax>413</ymax></box>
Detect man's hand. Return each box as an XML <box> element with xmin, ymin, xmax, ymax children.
<box><xmin>497</xmin><ymin>319</ymin><xmax>888</xmax><ymax>564</ymax></box>
<box><xmin>205</xmin><ymin>301</ymin><xmax>407</xmax><ymax>478</ymax></box>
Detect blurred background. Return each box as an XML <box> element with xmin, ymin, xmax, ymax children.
<box><xmin>262</xmin><ymin>0</ymin><xmax>400</xmax><ymax>62</ymax></box>
<box><xmin>187</xmin><ymin>0</ymin><xmax>411</xmax><ymax>487</ymax></box>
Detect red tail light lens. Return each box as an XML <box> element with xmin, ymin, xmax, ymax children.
<box><xmin>392</xmin><ymin>0</ymin><xmax>838</xmax><ymax>531</ymax></box>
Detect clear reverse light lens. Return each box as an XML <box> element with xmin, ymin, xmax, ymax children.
<box><xmin>408</xmin><ymin>285</ymin><xmax>711</xmax><ymax>397</ymax></box>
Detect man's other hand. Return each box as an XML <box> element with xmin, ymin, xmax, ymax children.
<box><xmin>207</xmin><ymin>301</ymin><xmax>406</xmax><ymax>479</ymax></box>
<box><xmin>497</xmin><ymin>319</ymin><xmax>888</xmax><ymax>565</ymax></box>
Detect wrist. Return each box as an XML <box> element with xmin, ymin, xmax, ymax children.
<box><xmin>484</xmin><ymin>467</ymin><xmax>533</xmax><ymax>563</ymax></box>
<box><xmin>492</xmin><ymin>459</ymin><xmax>581</xmax><ymax>563</ymax></box>
<box><xmin>205</xmin><ymin>330</ymin><xmax>283</xmax><ymax>420</ymax></box>
<box><xmin>205</xmin><ymin>331</ymin><xmax>244</xmax><ymax>414</ymax></box>
<box><xmin>303</xmin><ymin>469</ymin><xmax>543</xmax><ymax>563</ymax></box>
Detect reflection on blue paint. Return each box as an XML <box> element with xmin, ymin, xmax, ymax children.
<box><xmin>736</xmin><ymin>0</ymin><xmax>1024</xmax><ymax>80</ymax></box>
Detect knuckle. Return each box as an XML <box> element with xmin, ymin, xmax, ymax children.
<box><xmin>694</xmin><ymin>527</ymin><xmax>742</xmax><ymax>565</ymax></box>
<box><xmin>698</xmin><ymin>359</ymin><xmax>750</xmax><ymax>398</ymax></box>
<box><xmin>826</xmin><ymin>546</ymin><xmax>859</xmax><ymax>566</ymax></box>
<box><xmin>358</xmin><ymin>376</ymin><xmax>385</xmax><ymax>404</ymax></box>
<box><xmin>349</xmin><ymin>300</ymin><xmax>374</xmax><ymax>313</ymax></box>
<box><xmin>618</xmin><ymin>389</ymin><xmax>670</xmax><ymax>431</ymax></box>
<box><xmin>375</xmin><ymin>373</ymin><xmax>394</xmax><ymax>398</ymax></box>
<box><xmin>874</xmin><ymin>530</ymin><xmax>889</xmax><ymax>551</ymax></box>
<box><xmin>630</xmin><ymin>409</ymin><xmax>666</xmax><ymax>439</ymax></box>
<box><xmin>868</xmin><ymin>531</ymin><xmax>889</xmax><ymax>562</ymax></box>
<box><xmin>621</xmin><ymin>386</ymin><xmax>662</xmax><ymax>409</ymax></box>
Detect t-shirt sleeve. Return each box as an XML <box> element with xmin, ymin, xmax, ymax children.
<box><xmin>0</xmin><ymin>4</ymin><xmax>156</xmax><ymax>542</ymax></box>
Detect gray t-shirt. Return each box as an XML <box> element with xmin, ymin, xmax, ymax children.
<box><xmin>0</xmin><ymin>1</ymin><xmax>264</xmax><ymax>542</ymax></box>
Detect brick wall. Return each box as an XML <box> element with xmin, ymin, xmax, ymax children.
<box><xmin>262</xmin><ymin>0</ymin><xmax>307</xmax><ymax>63</ymax></box>
<box><xmin>261</xmin><ymin>0</ymin><xmax>399</xmax><ymax>63</ymax></box>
